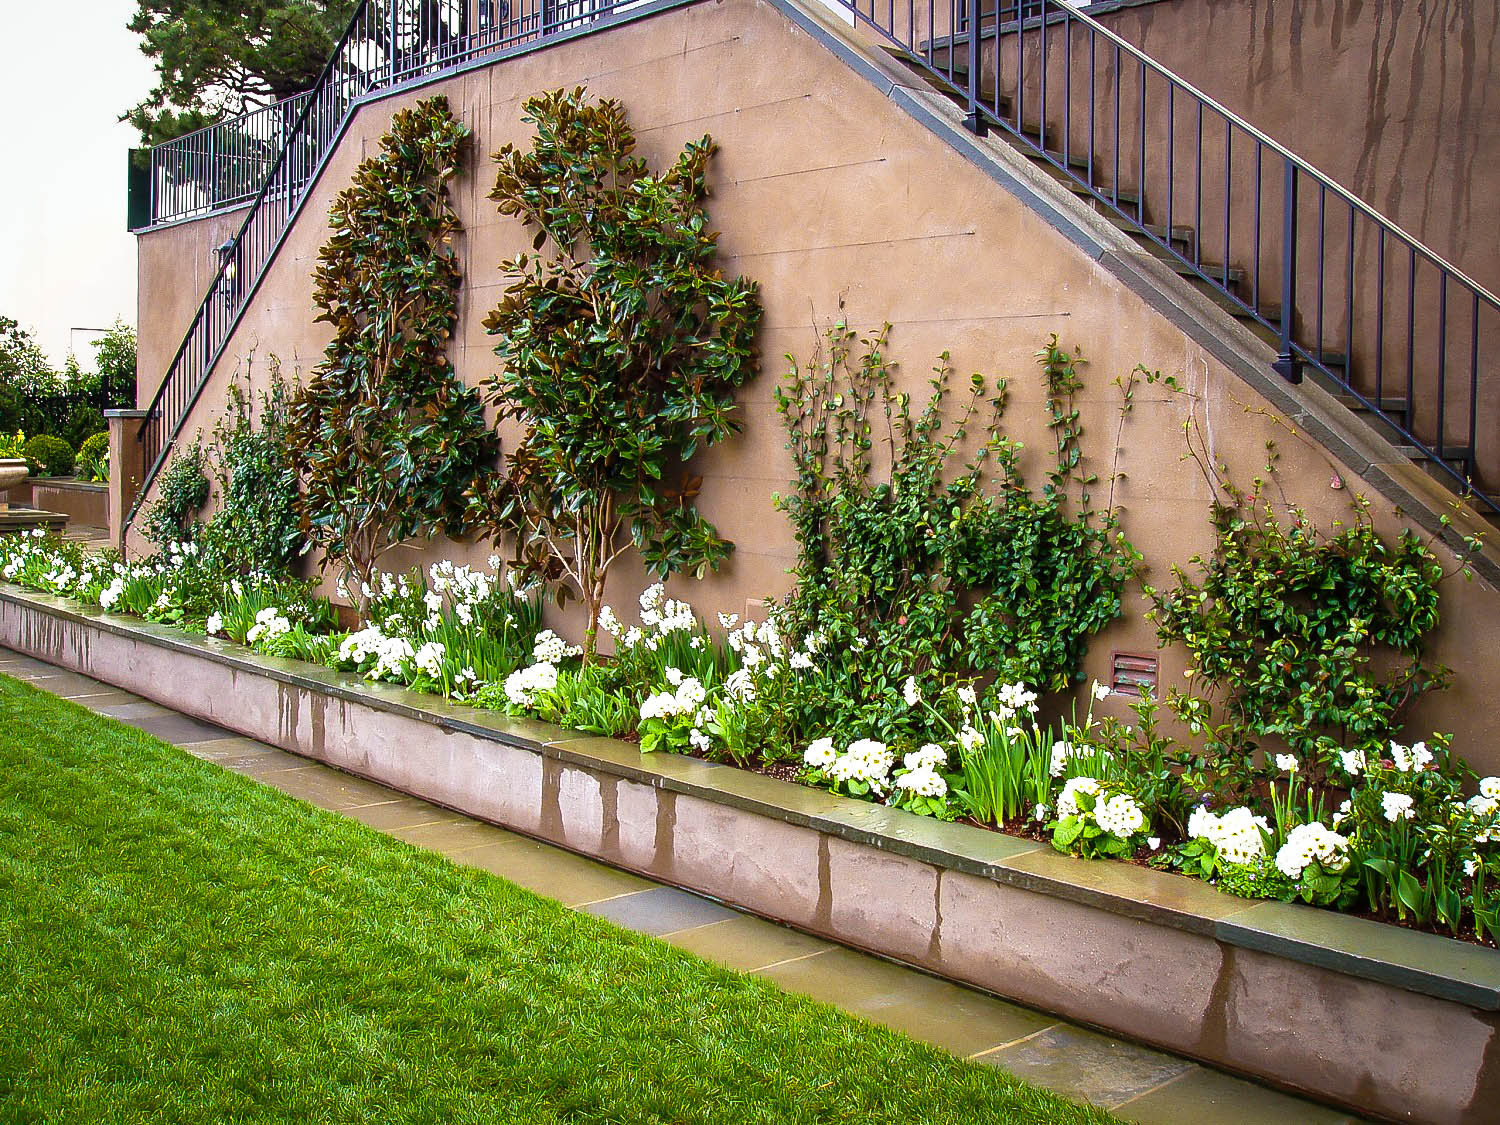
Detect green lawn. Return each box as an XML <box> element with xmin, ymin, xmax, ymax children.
<box><xmin>0</xmin><ymin>674</ymin><xmax>1110</xmax><ymax>1123</ymax></box>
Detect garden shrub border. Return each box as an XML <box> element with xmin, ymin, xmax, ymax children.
<box><xmin>2</xmin><ymin>581</ymin><xmax>1497</xmax><ymax>1123</ymax></box>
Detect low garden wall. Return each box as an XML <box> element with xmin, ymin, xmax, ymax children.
<box><xmin>2</xmin><ymin>582</ymin><xmax>1496</xmax><ymax>1123</ymax></box>
<box><xmin>31</xmin><ymin>480</ymin><xmax>108</xmax><ymax>528</ymax></box>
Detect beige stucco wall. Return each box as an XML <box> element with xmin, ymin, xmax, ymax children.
<box><xmin>1092</xmin><ymin>0</ymin><xmax>1500</xmax><ymax>295</ymax></box>
<box><xmin>135</xmin><ymin>205</ymin><xmax>251</xmax><ymax>408</ymax></box>
<box><xmin>131</xmin><ymin>0</ymin><xmax>1500</xmax><ymax>767</ymax></box>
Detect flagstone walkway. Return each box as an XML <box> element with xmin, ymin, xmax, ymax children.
<box><xmin>2</xmin><ymin>648</ymin><xmax>1368</xmax><ymax>1124</ymax></box>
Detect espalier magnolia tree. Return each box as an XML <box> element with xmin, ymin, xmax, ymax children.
<box><xmin>288</xmin><ymin>96</ymin><xmax>497</xmax><ymax>613</ymax></box>
<box><xmin>479</xmin><ymin>88</ymin><xmax>763</xmax><ymax>657</ymax></box>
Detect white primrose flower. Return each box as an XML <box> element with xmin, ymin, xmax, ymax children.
<box><xmin>1147</xmin><ymin>837</ymin><xmax>1161</xmax><ymax>850</ymax></box>
<box><xmin>904</xmin><ymin>743</ymin><xmax>948</xmax><ymax>772</ymax></box>
<box><xmin>1274</xmin><ymin>753</ymin><xmax>1299</xmax><ymax>773</ymax></box>
<box><xmin>205</xmin><ymin>612</ymin><xmax>223</xmax><ymax>635</ymax></box>
<box><xmin>893</xmin><ymin>766</ymin><xmax>947</xmax><ymax>799</ymax></box>
<box><xmin>1275</xmin><ymin>822</ymin><xmax>1350</xmax><ymax>880</ymax></box>
<box><xmin>1471</xmin><ymin>794</ymin><xmax>1500</xmax><ymax>818</ymax></box>
<box><xmin>1390</xmin><ymin>740</ymin><xmax>1434</xmax><ymax>773</ymax></box>
<box><xmin>1188</xmin><ymin>805</ymin><xmax>1270</xmax><ymax>865</ymax></box>
<box><xmin>1094</xmin><ymin>793</ymin><xmax>1148</xmax><ymax>839</ymax></box>
<box><xmin>504</xmin><ymin>661</ymin><xmax>558</xmax><ymax>707</ymax></box>
<box><xmin>1050</xmin><ymin>741</ymin><xmax>1075</xmax><ymax>778</ymax></box>
<box><xmin>689</xmin><ymin>728</ymin><xmax>712</xmax><ymax>754</ymax></box>
<box><xmin>532</xmin><ymin>629</ymin><xmax>578</xmax><ymax>665</ymax></box>
<box><xmin>902</xmin><ymin>676</ymin><xmax>921</xmax><ymax>707</ymax></box>
<box><xmin>246</xmin><ymin>606</ymin><xmax>291</xmax><ymax>644</ymax></box>
<box><xmin>803</xmin><ymin>737</ymin><xmax>836</xmax><ymax>770</ymax></box>
<box><xmin>1034</xmin><ymin>804</ymin><xmax>1049</xmax><ymax>823</ymax></box>
<box><xmin>665</xmin><ymin>666</ymin><xmax>684</xmax><ymax>687</ymax></box>
<box><xmin>1381</xmin><ymin>792</ymin><xmax>1416</xmax><ymax>822</ymax></box>
<box><xmin>1480</xmin><ymin>777</ymin><xmax>1500</xmax><ymax>801</ymax></box>
<box><xmin>1056</xmin><ymin>776</ymin><xmax>1101</xmax><ymax>820</ymax></box>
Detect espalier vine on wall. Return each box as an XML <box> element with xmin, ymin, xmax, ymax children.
<box><xmin>1135</xmin><ymin>368</ymin><xmax>1459</xmax><ymax>807</ymax></box>
<box><xmin>478</xmin><ymin>88</ymin><xmax>762</xmax><ymax>657</ymax></box>
<box><xmin>287</xmin><ymin>95</ymin><xmax>498</xmax><ymax>613</ymax></box>
<box><xmin>772</xmin><ymin>324</ymin><xmax>1137</xmax><ymax>745</ymax></box>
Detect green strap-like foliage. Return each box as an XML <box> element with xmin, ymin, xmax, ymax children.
<box><xmin>479</xmin><ymin>88</ymin><xmax>762</xmax><ymax>653</ymax></box>
<box><xmin>288</xmin><ymin>95</ymin><xmax>498</xmax><ymax>606</ymax></box>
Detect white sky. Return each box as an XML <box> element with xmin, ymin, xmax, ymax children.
<box><xmin>0</xmin><ymin>0</ymin><xmax>154</xmax><ymax>366</ymax></box>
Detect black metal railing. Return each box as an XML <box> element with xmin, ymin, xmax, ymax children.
<box><xmin>147</xmin><ymin>93</ymin><xmax>315</xmax><ymax>225</ymax></box>
<box><xmin>842</xmin><ymin>0</ymin><xmax>1499</xmax><ymax>513</ymax></box>
<box><xmin>127</xmin><ymin>0</ymin><xmax>638</xmax><ymax>534</ymax></box>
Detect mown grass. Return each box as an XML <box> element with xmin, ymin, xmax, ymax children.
<box><xmin>0</xmin><ymin>674</ymin><xmax>1112</xmax><ymax>1124</ymax></box>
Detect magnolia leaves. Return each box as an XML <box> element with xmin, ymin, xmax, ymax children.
<box><xmin>475</xmin><ymin>87</ymin><xmax>762</xmax><ymax>653</ymax></box>
<box><xmin>289</xmin><ymin>96</ymin><xmax>498</xmax><ymax>607</ymax></box>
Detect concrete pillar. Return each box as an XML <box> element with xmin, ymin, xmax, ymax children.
<box><xmin>105</xmin><ymin>410</ymin><xmax>149</xmax><ymax>552</ymax></box>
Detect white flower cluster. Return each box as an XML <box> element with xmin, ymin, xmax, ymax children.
<box><xmin>639</xmin><ymin>668</ymin><xmax>708</xmax><ymax>721</ymax></box>
<box><xmin>1390</xmin><ymin>740</ymin><xmax>1434</xmax><ymax>772</ymax></box>
<box><xmin>338</xmin><ymin>625</ymin><xmax>414</xmax><ymax>680</ymax></box>
<box><xmin>1056</xmin><ymin>776</ymin><xmax>1100</xmax><ymax>819</ymax></box>
<box><xmin>804</xmin><ymin>737</ymin><xmax>894</xmax><ymax>795</ymax></box>
<box><xmin>1467</xmin><ymin>777</ymin><xmax>1500</xmax><ymax>818</ymax></box>
<box><xmin>504</xmin><ymin>661</ymin><xmax>558</xmax><ymax>707</ymax></box>
<box><xmin>414</xmin><ymin>640</ymin><xmax>446</xmax><ymax>679</ymax></box>
<box><xmin>1380</xmin><ymin>791</ymin><xmax>1415</xmax><ymax>822</ymax></box>
<box><xmin>1275</xmin><ymin>822</ymin><xmax>1350</xmax><ymax>880</ymax></box>
<box><xmin>1095</xmin><ymin>792</ymin><xmax>1148</xmax><ymax>838</ymax></box>
<box><xmin>246</xmin><ymin>607</ymin><xmax>291</xmax><ymax>644</ymax></box>
<box><xmin>893</xmin><ymin>742</ymin><xmax>949</xmax><ymax>800</ymax></box>
<box><xmin>532</xmin><ymin>629</ymin><xmax>580</xmax><ymax>665</ymax></box>
<box><xmin>1188</xmin><ymin>805</ymin><xmax>1270</xmax><ymax>865</ymax></box>
<box><xmin>638</xmin><ymin>583</ymin><xmax>696</xmax><ymax>635</ymax></box>
<box><xmin>1339</xmin><ymin>748</ymin><xmax>1366</xmax><ymax>776</ymax></box>
<box><xmin>991</xmin><ymin>682</ymin><xmax>1039</xmax><ymax>721</ymax></box>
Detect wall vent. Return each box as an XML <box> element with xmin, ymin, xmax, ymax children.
<box><xmin>1111</xmin><ymin>653</ymin><xmax>1159</xmax><ymax>698</ymax></box>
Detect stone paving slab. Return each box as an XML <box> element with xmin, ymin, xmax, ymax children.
<box><xmin>582</xmin><ymin>885</ymin><xmax>741</xmax><ymax>936</ymax></box>
<box><xmin>758</xmin><ymin>945</ymin><xmax>1061</xmax><ymax>1060</ymax></box>
<box><xmin>1</xmin><ymin>654</ymin><xmax>1372</xmax><ymax>1124</ymax></box>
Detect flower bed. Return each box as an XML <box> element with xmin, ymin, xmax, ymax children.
<box><xmin>3</xmin><ymin>527</ymin><xmax>1498</xmax><ymax>950</ymax></box>
<box><xmin>2</xmin><ymin>574</ymin><xmax>1498</xmax><ymax>1124</ymax></box>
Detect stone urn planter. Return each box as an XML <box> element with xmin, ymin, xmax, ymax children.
<box><xmin>0</xmin><ymin>458</ymin><xmax>29</xmax><ymax>510</ymax></box>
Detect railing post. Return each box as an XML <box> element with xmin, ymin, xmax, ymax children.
<box><xmin>962</xmin><ymin>0</ymin><xmax>987</xmax><ymax>135</ymax></box>
<box><xmin>1272</xmin><ymin>159</ymin><xmax>1303</xmax><ymax>383</ymax></box>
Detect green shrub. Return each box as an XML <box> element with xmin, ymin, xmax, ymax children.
<box><xmin>76</xmin><ymin>432</ymin><xmax>109</xmax><ymax>483</ymax></box>
<box><xmin>200</xmin><ymin>363</ymin><xmax>303</xmax><ymax>577</ymax></box>
<box><xmin>142</xmin><ymin>442</ymin><xmax>210</xmax><ymax>548</ymax></box>
<box><xmin>0</xmin><ymin>430</ymin><xmax>25</xmax><ymax>459</ymax></box>
<box><xmin>23</xmin><ymin>434</ymin><xmax>73</xmax><ymax>477</ymax></box>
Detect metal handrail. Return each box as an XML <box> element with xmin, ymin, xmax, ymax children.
<box><xmin>127</xmin><ymin>0</ymin><xmax>632</xmax><ymax>534</ymax></box>
<box><xmin>843</xmin><ymin>0</ymin><xmax>1499</xmax><ymax>513</ymax></box>
<box><xmin>146</xmin><ymin>92</ymin><xmax>315</xmax><ymax>226</ymax></box>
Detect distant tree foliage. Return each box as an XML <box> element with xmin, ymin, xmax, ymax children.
<box><xmin>125</xmin><ymin>0</ymin><xmax>358</xmax><ymax>147</ymax></box>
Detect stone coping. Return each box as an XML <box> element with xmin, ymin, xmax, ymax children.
<box><xmin>4</xmin><ymin>580</ymin><xmax>1497</xmax><ymax>1013</ymax></box>
<box><xmin>33</xmin><ymin>479</ymin><xmax>107</xmax><ymax>494</ymax></box>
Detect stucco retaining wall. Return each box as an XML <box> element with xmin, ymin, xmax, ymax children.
<box><xmin>4</xmin><ymin>583</ymin><xmax>1497</xmax><ymax>1123</ymax></box>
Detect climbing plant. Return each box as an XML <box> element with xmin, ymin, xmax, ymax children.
<box><xmin>1143</xmin><ymin>374</ymin><xmax>1459</xmax><ymax>800</ymax></box>
<box><xmin>479</xmin><ymin>87</ymin><xmax>762</xmax><ymax>657</ymax></box>
<box><xmin>774</xmin><ymin>324</ymin><xmax>1137</xmax><ymax>740</ymax></box>
<box><xmin>287</xmin><ymin>95</ymin><xmax>497</xmax><ymax>613</ymax></box>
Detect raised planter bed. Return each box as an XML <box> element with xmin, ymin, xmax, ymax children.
<box><xmin>1</xmin><ymin>582</ymin><xmax>1496</xmax><ymax>1123</ymax></box>
<box><xmin>30</xmin><ymin>478</ymin><xmax>108</xmax><ymax>529</ymax></box>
